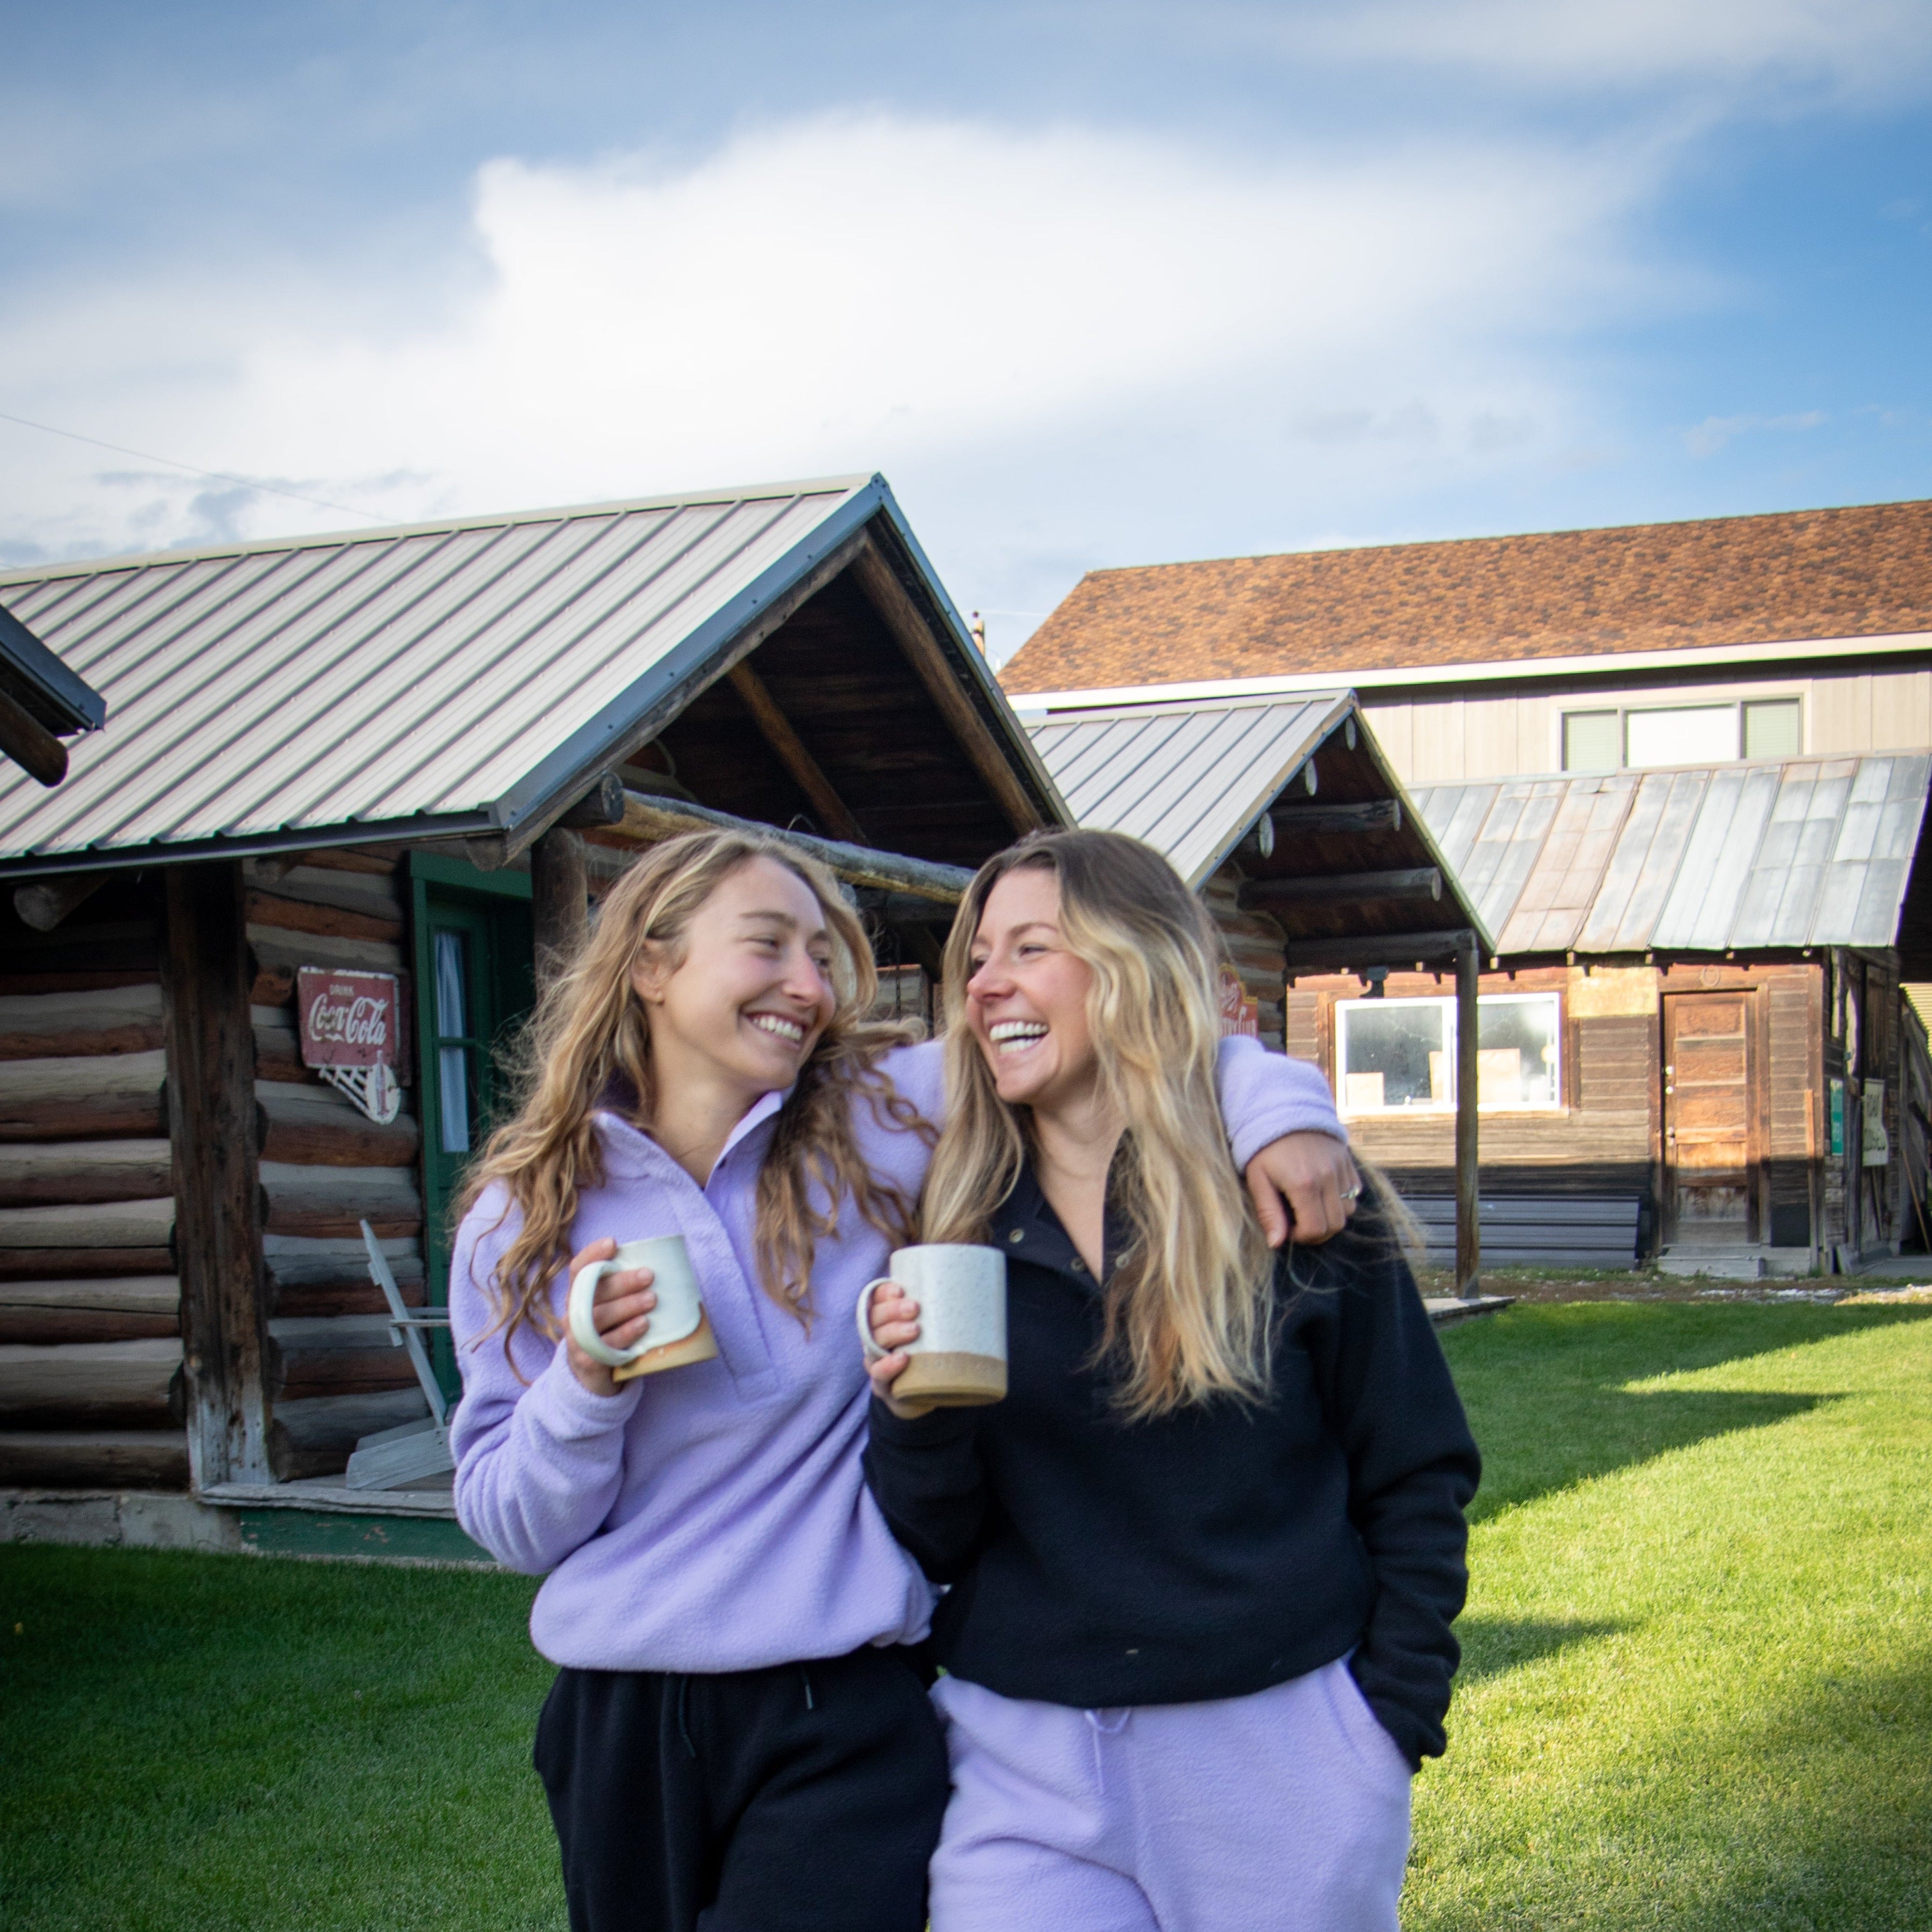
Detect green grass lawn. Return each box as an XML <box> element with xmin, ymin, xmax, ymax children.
<box><xmin>2</xmin><ymin>1301</ymin><xmax>1929</xmax><ymax>1930</ymax></box>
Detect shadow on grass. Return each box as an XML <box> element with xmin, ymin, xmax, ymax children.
<box><xmin>1440</xmin><ymin>1301</ymin><xmax>1932</xmax><ymax>1523</ymax></box>
<box><xmin>1662</xmin><ymin>1652</ymin><xmax>1932</xmax><ymax>1931</ymax></box>
<box><xmin>1424</xmin><ymin>1650</ymin><xmax>1932</xmax><ymax>1931</ymax></box>
<box><xmin>1455</xmin><ymin>1615</ymin><xmax>1627</xmax><ymax>1687</ymax></box>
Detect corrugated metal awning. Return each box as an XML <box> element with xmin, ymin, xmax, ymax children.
<box><xmin>1025</xmin><ymin>693</ymin><xmax>1356</xmax><ymax>887</ymax></box>
<box><xmin>1413</xmin><ymin>755</ymin><xmax>1932</xmax><ymax>955</ymax></box>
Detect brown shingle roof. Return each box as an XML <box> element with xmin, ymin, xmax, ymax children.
<box><xmin>1000</xmin><ymin>499</ymin><xmax>1932</xmax><ymax>695</ymax></box>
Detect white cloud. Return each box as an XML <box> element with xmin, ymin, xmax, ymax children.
<box><xmin>1303</xmin><ymin>0</ymin><xmax>1932</xmax><ymax>100</ymax></box>
<box><xmin>0</xmin><ymin>109</ymin><xmax>1673</xmax><ymax>578</ymax></box>
<box><xmin>1683</xmin><ymin>409</ymin><xmax>1827</xmax><ymax>457</ymax></box>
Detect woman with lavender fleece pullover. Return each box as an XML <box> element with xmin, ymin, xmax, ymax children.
<box><xmin>446</xmin><ymin>827</ymin><xmax>1355</xmax><ymax>1932</ymax></box>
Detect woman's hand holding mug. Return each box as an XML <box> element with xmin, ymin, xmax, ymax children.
<box><xmin>863</xmin><ymin>1280</ymin><xmax>925</xmax><ymax>1419</ymax></box>
<box><xmin>563</xmin><ymin>1237</ymin><xmax>657</xmax><ymax>1397</ymax></box>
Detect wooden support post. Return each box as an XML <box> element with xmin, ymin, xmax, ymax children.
<box><xmin>531</xmin><ymin>827</ymin><xmax>589</xmax><ymax>992</ymax></box>
<box><xmin>1455</xmin><ymin>933</ymin><xmax>1481</xmax><ymax>1301</ymax></box>
<box><xmin>163</xmin><ymin>861</ymin><xmax>273</xmax><ymax>1485</ymax></box>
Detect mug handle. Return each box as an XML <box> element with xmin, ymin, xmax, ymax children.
<box><xmin>855</xmin><ymin>1278</ymin><xmax>898</xmax><ymax>1363</ymax></box>
<box><xmin>569</xmin><ymin>1258</ymin><xmax>647</xmax><ymax>1369</ymax></box>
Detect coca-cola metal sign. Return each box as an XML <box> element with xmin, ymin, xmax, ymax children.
<box><xmin>298</xmin><ymin>969</ymin><xmax>399</xmax><ymax>1069</ymax></box>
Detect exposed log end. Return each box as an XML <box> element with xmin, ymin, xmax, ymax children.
<box><xmin>556</xmin><ymin>770</ymin><xmax>627</xmax><ymax>828</ymax></box>
<box><xmin>0</xmin><ymin>688</ymin><xmax>69</xmax><ymax>786</ymax></box>
<box><xmin>13</xmin><ymin>873</ymin><xmax>111</xmax><ymax>933</ymax></box>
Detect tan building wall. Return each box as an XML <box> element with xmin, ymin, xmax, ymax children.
<box><xmin>1363</xmin><ymin>664</ymin><xmax>1932</xmax><ymax>787</ymax></box>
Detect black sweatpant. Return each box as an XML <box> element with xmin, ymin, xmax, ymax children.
<box><xmin>533</xmin><ymin>1645</ymin><xmax>949</xmax><ymax>1932</ymax></box>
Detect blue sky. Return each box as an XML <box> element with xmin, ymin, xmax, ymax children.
<box><xmin>2</xmin><ymin>1</ymin><xmax>1928</xmax><ymax>660</ymax></box>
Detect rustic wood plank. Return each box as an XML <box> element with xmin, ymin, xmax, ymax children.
<box><xmin>256</xmin><ymin>1083</ymin><xmax>420</xmax><ymax>1168</ymax></box>
<box><xmin>0</xmin><ymin>984</ymin><xmax>166</xmax><ymax>1060</ymax></box>
<box><xmin>0</xmin><ymin>1275</ymin><xmax>180</xmax><ymax>1344</ymax></box>
<box><xmin>244</xmin><ymin>888</ymin><xmax>403</xmax><ymax>944</ymax></box>
<box><xmin>270</xmin><ymin>1388</ymin><xmax>429</xmax><ymax>1480</ymax></box>
<box><xmin>260</xmin><ymin>1163</ymin><xmax>423</xmax><ymax>1238</ymax></box>
<box><xmin>1268</xmin><ymin>799</ymin><xmax>1402</xmax><ymax>836</ymax></box>
<box><xmin>0</xmin><ymin>1050</ymin><xmax>168</xmax><ymax>1141</ymax></box>
<box><xmin>0</xmin><ymin>1140</ymin><xmax>174</xmax><ymax>1206</ymax></box>
<box><xmin>846</xmin><ymin>535</ymin><xmax>1046</xmax><ymax>837</ymax></box>
<box><xmin>246</xmin><ymin>927</ymin><xmax>405</xmax><ymax>1006</ymax></box>
<box><xmin>1243</xmin><ymin>870</ymin><xmax>1441</xmax><ymax>909</ymax></box>
<box><xmin>606</xmin><ymin>791</ymin><xmax>974</xmax><ymax>902</ymax></box>
<box><xmin>726</xmin><ymin>659</ymin><xmax>868</xmax><ymax>843</ymax></box>
<box><xmin>0</xmin><ymin>1429</ymin><xmax>188</xmax><ymax>1488</ymax></box>
<box><xmin>0</xmin><ymin>1247</ymin><xmax>173</xmax><ymax>1281</ymax></box>
<box><xmin>0</xmin><ymin>1337</ymin><xmax>181</xmax><ymax>1426</ymax></box>
<box><xmin>165</xmin><ymin>862</ymin><xmax>274</xmax><ymax>1486</ymax></box>
<box><xmin>0</xmin><ymin>1196</ymin><xmax>175</xmax><ymax>1247</ymax></box>
<box><xmin>272</xmin><ymin>1317</ymin><xmax>420</xmax><ymax>1399</ymax></box>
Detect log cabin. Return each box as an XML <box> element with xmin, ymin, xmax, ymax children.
<box><xmin>1019</xmin><ymin>688</ymin><xmax>1496</xmax><ymax>1295</ymax></box>
<box><xmin>0</xmin><ymin>475</ymin><xmax>1066</xmax><ymax>1554</ymax></box>
<box><xmin>1004</xmin><ymin>500</ymin><xmax>1932</xmax><ymax>1277</ymax></box>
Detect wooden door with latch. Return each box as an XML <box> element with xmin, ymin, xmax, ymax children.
<box><xmin>1664</xmin><ymin>992</ymin><xmax>1756</xmax><ymax>1246</ymax></box>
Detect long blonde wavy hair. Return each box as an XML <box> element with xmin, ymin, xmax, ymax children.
<box><xmin>458</xmin><ymin>828</ymin><xmax>932</xmax><ymax>1356</ymax></box>
<box><xmin>921</xmin><ymin>830</ymin><xmax>1276</xmax><ymax>1419</ymax></box>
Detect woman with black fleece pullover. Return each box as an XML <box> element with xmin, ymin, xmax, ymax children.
<box><xmin>862</xmin><ymin>831</ymin><xmax>1480</xmax><ymax>1932</ymax></box>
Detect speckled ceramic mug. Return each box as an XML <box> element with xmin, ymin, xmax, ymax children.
<box><xmin>568</xmin><ymin>1235</ymin><xmax>718</xmax><ymax>1381</ymax></box>
<box><xmin>858</xmin><ymin>1243</ymin><xmax>1008</xmax><ymax>1410</ymax></box>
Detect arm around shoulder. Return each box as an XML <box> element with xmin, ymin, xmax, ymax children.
<box><xmin>1216</xmin><ymin>1034</ymin><xmax>1348</xmax><ymax>1171</ymax></box>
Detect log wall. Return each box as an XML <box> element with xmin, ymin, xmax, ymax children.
<box><xmin>240</xmin><ymin>850</ymin><xmax>431</xmax><ymax>1479</ymax></box>
<box><xmin>0</xmin><ymin>877</ymin><xmax>187</xmax><ymax>1486</ymax></box>
<box><xmin>1202</xmin><ymin>864</ymin><xmax>1288</xmax><ymax>1050</ymax></box>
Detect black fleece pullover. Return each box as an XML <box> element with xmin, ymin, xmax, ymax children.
<box><xmin>862</xmin><ymin>1168</ymin><xmax>1481</xmax><ymax>1770</ymax></box>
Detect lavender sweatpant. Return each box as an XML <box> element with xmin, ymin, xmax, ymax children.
<box><xmin>927</xmin><ymin>1660</ymin><xmax>1412</xmax><ymax>1932</ymax></box>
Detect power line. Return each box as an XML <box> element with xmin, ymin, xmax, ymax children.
<box><xmin>0</xmin><ymin>407</ymin><xmax>387</xmax><ymax>524</ymax></box>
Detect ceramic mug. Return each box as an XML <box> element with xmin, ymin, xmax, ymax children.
<box><xmin>568</xmin><ymin>1235</ymin><xmax>719</xmax><ymax>1381</ymax></box>
<box><xmin>858</xmin><ymin>1243</ymin><xmax>1008</xmax><ymax>1410</ymax></box>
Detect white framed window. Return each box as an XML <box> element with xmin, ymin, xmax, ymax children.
<box><xmin>1335</xmin><ymin>992</ymin><xmax>1562</xmax><ymax>1114</ymax></box>
<box><xmin>1560</xmin><ymin>696</ymin><xmax>1802</xmax><ymax>771</ymax></box>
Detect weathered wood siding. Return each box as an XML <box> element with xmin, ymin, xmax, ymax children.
<box><xmin>1289</xmin><ymin>958</ymin><xmax>1841</xmax><ymax>1259</ymax></box>
<box><xmin>1203</xmin><ymin>863</ymin><xmax>1287</xmax><ymax>1050</ymax></box>
<box><xmin>243</xmin><ymin>849</ymin><xmax>432</xmax><ymax>1480</ymax></box>
<box><xmin>0</xmin><ymin>878</ymin><xmax>187</xmax><ymax>1487</ymax></box>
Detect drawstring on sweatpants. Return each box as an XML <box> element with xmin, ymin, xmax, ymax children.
<box><xmin>675</xmin><ymin>1675</ymin><xmax>697</xmax><ymax>1758</ymax></box>
<box><xmin>801</xmin><ymin>1665</ymin><xmax>816</xmax><ymax>1712</ymax></box>
<box><xmin>1084</xmin><ymin>1707</ymin><xmax>1130</xmax><ymax>1793</ymax></box>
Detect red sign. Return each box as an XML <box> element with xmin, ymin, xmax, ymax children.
<box><xmin>297</xmin><ymin>969</ymin><xmax>400</xmax><ymax>1070</ymax></box>
<box><xmin>1218</xmin><ymin>965</ymin><xmax>1260</xmax><ymax>1039</ymax></box>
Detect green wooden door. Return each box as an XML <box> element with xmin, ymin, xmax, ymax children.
<box><xmin>410</xmin><ymin>857</ymin><xmax>535</xmax><ymax>1355</ymax></box>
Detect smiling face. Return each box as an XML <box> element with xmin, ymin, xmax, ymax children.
<box><xmin>631</xmin><ymin>855</ymin><xmax>838</xmax><ymax>1109</ymax></box>
<box><xmin>964</xmin><ymin>862</ymin><xmax>1100</xmax><ymax>1114</ymax></box>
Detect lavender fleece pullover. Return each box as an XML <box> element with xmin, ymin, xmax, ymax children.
<box><xmin>450</xmin><ymin>1036</ymin><xmax>1346</xmax><ymax>1675</ymax></box>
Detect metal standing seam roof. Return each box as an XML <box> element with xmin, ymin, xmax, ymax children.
<box><xmin>1412</xmin><ymin>755</ymin><xmax>1932</xmax><ymax>956</ymax></box>
<box><xmin>1024</xmin><ymin>693</ymin><xmax>1358</xmax><ymax>887</ymax></box>
<box><xmin>0</xmin><ymin>473</ymin><xmax>1054</xmax><ymax>875</ymax></box>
